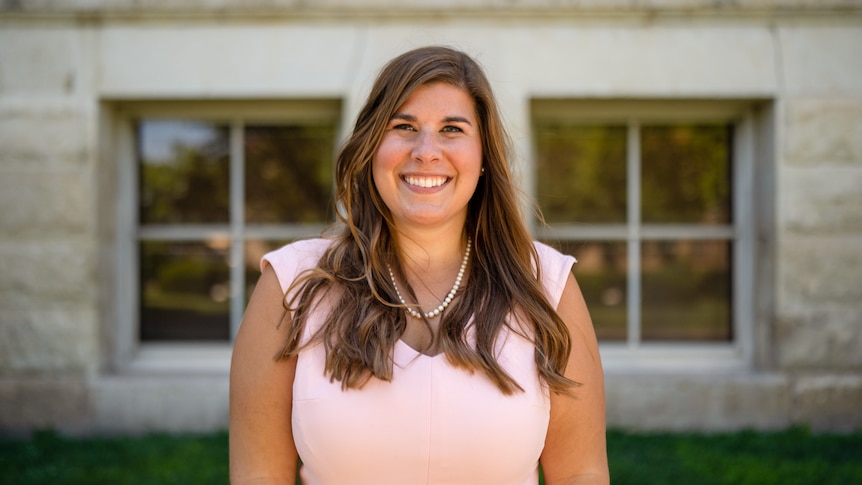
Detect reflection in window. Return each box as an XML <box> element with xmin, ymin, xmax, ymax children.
<box><xmin>642</xmin><ymin>125</ymin><xmax>732</xmax><ymax>224</ymax></box>
<box><xmin>245</xmin><ymin>125</ymin><xmax>335</xmax><ymax>224</ymax></box>
<box><xmin>533</xmin><ymin>111</ymin><xmax>735</xmax><ymax>345</ymax></box>
<box><xmin>641</xmin><ymin>240</ymin><xmax>731</xmax><ymax>341</ymax></box>
<box><xmin>534</xmin><ymin>124</ymin><xmax>627</xmax><ymax>223</ymax></box>
<box><xmin>135</xmin><ymin>108</ymin><xmax>339</xmax><ymax>342</ymax></box>
<box><xmin>139</xmin><ymin>241</ymin><xmax>230</xmax><ymax>341</ymax></box>
<box><xmin>138</xmin><ymin>121</ymin><xmax>230</xmax><ymax>224</ymax></box>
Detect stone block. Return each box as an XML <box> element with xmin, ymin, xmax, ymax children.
<box><xmin>777</xmin><ymin>236</ymin><xmax>862</xmax><ymax>306</ymax></box>
<box><xmin>780</xmin><ymin>26</ymin><xmax>862</xmax><ymax>96</ymax></box>
<box><xmin>775</xmin><ymin>306</ymin><xmax>862</xmax><ymax>369</ymax></box>
<box><xmin>792</xmin><ymin>374</ymin><xmax>862</xmax><ymax>432</ymax></box>
<box><xmin>783</xmin><ymin>99</ymin><xmax>862</xmax><ymax>166</ymax></box>
<box><xmin>0</xmin><ymin>26</ymin><xmax>89</xmax><ymax>97</ymax></box>
<box><xmin>88</xmin><ymin>375</ymin><xmax>229</xmax><ymax>434</ymax></box>
<box><xmin>476</xmin><ymin>24</ymin><xmax>776</xmax><ymax>96</ymax></box>
<box><xmin>0</xmin><ymin>376</ymin><xmax>90</xmax><ymax>433</ymax></box>
<box><xmin>0</xmin><ymin>306</ymin><xmax>99</xmax><ymax>373</ymax></box>
<box><xmin>0</xmin><ymin>170</ymin><xmax>93</xmax><ymax>237</ymax></box>
<box><xmin>605</xmin><ymin>373</ymin><xmax>791</xmax><ymax>431</ymax></box>
<box><xmin>99</xmin><ymin>24</ymin><xmax>358</xmax><ymax>96</ymax></box>
<box><xmin>0</xmin><ymin>239</ymin><xmax>96</xmax><ymax>301</ymax></box>
<box><xmin>0</xmin><ymin>101</ymin><xmax>93</xmax><ymax>169</ymax></box>
<box><xmin>779</xmin><ymin>166</ymin><xmax>862</xmax><ymax>233</ymax></box>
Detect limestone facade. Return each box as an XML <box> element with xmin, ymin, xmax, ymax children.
<box><xmin>1</xmin><ymin>1</ymin><xmax>861</xmax><ymax>434</ymax></box>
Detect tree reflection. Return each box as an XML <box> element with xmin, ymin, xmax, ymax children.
<box><xmin>139</xmin><ymin>122</ymin><xmax>230</xmax><ymax>224</ymax></box>
<box><xmin>245</xmin><ymin>125</ymin><xmax>335</xmax><ymax>224</ymax></box>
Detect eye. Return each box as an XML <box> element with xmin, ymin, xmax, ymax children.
<box><xmin>393</xmin><ymin>123</ymin><xmax>415</xmax><ymax>131</ymax></box>
<box><xmin>442</xmin><ymin>125</ymin><xmax>463</xmax><ymax>133</ymax></box>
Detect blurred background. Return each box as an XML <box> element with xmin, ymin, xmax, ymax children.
<box><xmin>0</xmin><ymin>1</ymin><xmax>860</xmax><ymax>436</ymax></box>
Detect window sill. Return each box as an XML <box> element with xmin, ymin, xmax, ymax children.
<box><xmin>599</xmin><ymin>343</ymin><xmax>749</xmax><ymax>375</ymax></box>
<box><xmin>125</xmin><ymin>343</ymin><xmax>233</xmax><ymax>375</ymax></box>
<box><xmin>121</xmin><ymin>342</ymin><xmax>748</xmax><ymax>376</ymax></box>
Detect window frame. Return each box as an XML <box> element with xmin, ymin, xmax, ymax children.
<box><xmin>109</xmin><ymin>100</ymin><xmax>342</xmax><ymax>373</ymax></box>
<box><xmin>530</xmin><ymin>99</ymin><xmax>767</xmax><ymax>373</ymax></box>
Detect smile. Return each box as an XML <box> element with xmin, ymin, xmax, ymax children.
<box><xmin>403</xmin><ymin>175</ymin><xmax>450</xmax><ymax>188</ymax></box>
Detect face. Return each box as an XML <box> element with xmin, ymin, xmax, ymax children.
<box><xmin>372</xmin><ymin>82</ymin><xmax>483</xmax><ymax>233</ymax></box>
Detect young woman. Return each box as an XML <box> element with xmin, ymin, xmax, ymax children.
<box><xmin>230</xmin><ymin>45</ymin><xmax>609</xmax><ymax>485</ymax></box>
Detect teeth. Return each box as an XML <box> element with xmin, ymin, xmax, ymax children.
<box><xmin>405</xmin><ymin>176</ymin><xmax>447</xmax><ymax>188</ymax></box>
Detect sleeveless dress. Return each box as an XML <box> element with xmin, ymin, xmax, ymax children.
<box><xmin>262</xmin><ymin>238</ymin><xmax>575</xmax><ymax>485</ymax></box>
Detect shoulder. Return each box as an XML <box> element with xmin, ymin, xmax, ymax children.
<box><xmin>260</xmin><ymin>238</ymin><xmax>333</xmax><ymax>293</ymax></box>
<box><xmin>532</xmin><ymin>241</ymin><xmax>577</xmax><ymax>309</ymax></box>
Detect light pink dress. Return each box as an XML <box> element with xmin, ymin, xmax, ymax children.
<box><xmin>262</xmin><ymin>238</ymin><xmax>575</xmax><ymax>485</ymax></box>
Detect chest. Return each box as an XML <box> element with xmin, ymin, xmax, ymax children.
<box><xmin>292</xmin><ymin>333</ymin><xmax>549</xmax><ymax>485</ymax></box>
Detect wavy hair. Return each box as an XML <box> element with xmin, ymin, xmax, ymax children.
<box><xmin>276</xmin><ymin>46</ymin><xmax>577</xmax><ymax>395</ymax></box>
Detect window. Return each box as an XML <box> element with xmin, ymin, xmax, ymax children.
<box><xmin>531</xmin><ymin>100</ymin><xmax>761</xmax><ymax>369</ymax></box>
<box><xmin>111</xmin><ymin>101</ymin><xmax>341</xmax><ymax>369</ymax></box>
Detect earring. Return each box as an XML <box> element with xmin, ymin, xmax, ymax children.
<box><xmin>481</xmin><ymin>166</ymin><xmax>485</xmax><ymax>175</ymax></box>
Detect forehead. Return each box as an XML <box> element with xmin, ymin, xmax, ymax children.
<box><xmin>395</xmin><ymin>82</ymin><xmax>477</xmax><ymax>118</ymax></box>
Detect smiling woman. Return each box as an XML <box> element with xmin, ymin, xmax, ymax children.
<box><xmin>229</xmin><ymin>46</ymin><xmax>609</xmax><ymax>485</ymax></box>
<box><xmin>372</xmin><ymin>82</ymin><xmax>483</xmax><ymax>237</ymax></box>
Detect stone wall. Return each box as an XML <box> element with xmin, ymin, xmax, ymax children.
<box><xmin>0</xmin><ymin>22</ymin><xmax>101</xmax><ymax>432</ymax></box>
<box><xmin>773</xmin><ymin>25</ymin><xmax>862</xmax><ymax>430</ymax></box>
<box><xmin>1</xmin><ymin>3</ymin><xmax>860</xmax><ymax>434</ymax></box>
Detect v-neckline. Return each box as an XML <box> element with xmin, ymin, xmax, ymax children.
<box><xmin>394</xmin><ymin>316</ymin><xmax>476</xmax><ymax>365</ymax></box>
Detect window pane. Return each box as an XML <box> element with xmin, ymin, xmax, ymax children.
<box><xmin>641</xmin><ymin>125</ymin><xmax>732</xmax><ymax>224</ymax></box>
<box><xmin>534</xmin><ymin>124</ymin><xmax>627</xmax><ymax>223</ymax></box>
<box><xmin>641</xmin><ymin>240</ymin><xmax>731</xmax><ymax>341</ymax></box>
<box><xmin>546</xmin><ymin>240</ymin><xmax>627</xmax><ymax>341</ymax></box>
<box><xmin>138</xmin><ymin>121</ymin><xmax>230</xmax><ymax>224</ymax></box>
<box><xmin>245</xmin><ymin>124</ymin><xmax>336</xmax><ymax>224</ymax></box>
<box><xmin>140</xmin><ymin>241</ymin><xmax>230</xmax><ymax>341</ymax></box>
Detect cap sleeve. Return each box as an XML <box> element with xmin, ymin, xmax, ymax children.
<box><xmin>260</xmin><ymin>238</ymin><xmax>330</xmax><ymax>294</ymax></box>
<box><xmin>532</xmin><ymin>241</ymin><xmax>577</xmax><ymax>310</ymax></box>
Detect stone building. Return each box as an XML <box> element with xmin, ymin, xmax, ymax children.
<box><xmin>1</xmin><ymin>1</ymin><xmax>860</xmax><ymax>435</ymax></box>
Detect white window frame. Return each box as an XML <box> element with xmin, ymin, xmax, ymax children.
<box><xmin>109</xmin><ymin>100</ymin><xmax>342</xmax><ymax>374</ymax></box>
<box><xmin>530</xmin><ymin>99</ymin><xmax>771</xmax><ymax>374</ymax></box>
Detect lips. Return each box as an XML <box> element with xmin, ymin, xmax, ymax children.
<box><xmin>402</xmin><ymin>175</ymin><xmax>450</xmax><ymax>188</ymax></box>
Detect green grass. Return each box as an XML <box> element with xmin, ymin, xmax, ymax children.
<box><xmin>0</xmin><ymin>430</ymin><xmax>229</xmax><ymax>485</ymax></box>
<box><xmin>606</xmin><ymin>428</ymin><xmax>862</xmax><ymax>485</ymax></box>
<box><xmin>1</xmin><ymin>427</ymin><xmax>860</xmax><ymax>484</ymax></box>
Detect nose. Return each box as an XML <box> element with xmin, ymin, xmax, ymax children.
<box><xmin>411</xmin><ymin>131</ymin><xmax>441</xmax><ymax>163</ymax></box>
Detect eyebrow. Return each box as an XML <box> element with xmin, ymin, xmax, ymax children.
<box><xmin>390</xmin><ymin>113</ymin><xmax>473</xmax><ymax>126</ymax></box>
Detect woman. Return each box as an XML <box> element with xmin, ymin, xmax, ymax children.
<box><xmin>230</xmin><ymin>46</ymin><xmax>608</xmax><ymax>484</ymax></box>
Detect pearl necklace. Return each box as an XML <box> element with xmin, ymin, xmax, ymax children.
<box><xmin>387</xmin><ymin>238</ymin><xmax>471</xmax><ymax>320</ymax></box>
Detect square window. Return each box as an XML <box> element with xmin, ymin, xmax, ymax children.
<box><xmin>533</xmin><ymin>100</ymin><xmax>744</xmax><ymax>349</ymax></box>
<box><xmin>126</xmin><ymin>102</ymin><xmax>341</xmax><ymax>344</ymax></box>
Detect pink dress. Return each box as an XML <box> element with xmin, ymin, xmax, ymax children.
<box><xmin>262</xmin><ymin>238</ymin><xmax>575</xmax><ymax>485</ymax></box>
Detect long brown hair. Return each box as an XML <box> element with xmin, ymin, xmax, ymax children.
<box><xmin>276</xmin><ymin>46</ymin><xmax>577</xmax><ymax>395</ymax></box>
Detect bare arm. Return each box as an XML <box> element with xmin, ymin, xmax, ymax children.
<box><xmin>229</xmin><ymin>265</ymin><xmax>299</xmax><ymax>485</ymax></box>
<box><xmin>540</xmin><ymin>273</ymin><xmax>610</xmax><ymax>485</ymax></box>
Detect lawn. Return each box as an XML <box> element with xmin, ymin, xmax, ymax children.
<box><xmin>1</xmin><ymin>427</ymin><xmax>860</xmax><ymax>484</ymax></box>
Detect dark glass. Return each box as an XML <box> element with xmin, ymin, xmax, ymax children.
<box><xmin>547</xmin><ymin>240</ymin><xmax>628</xmax><ymax>341</ymax></box>
<box><xmin>641</xmin><ymin>125</ymin><xmax>732</xmax><ymax>224</ymax></box>
<box><xmin>138</xmin><ymin>121</ymin><xmax>230</xmax><ymax>224</ymax></box>
<box><xmin>139</xmin><ymin>241</ymin><xmax>230</xmax><ymax>341</ymax></box>
<box><xmin>245</xmin><ymin>124</ymin><xmax>336</xmax><ymax>224</ymax></box>
<box><xmin>641</xmin><ymin>240</ymin><xmax>732</xmax><ymax>341</ymax></box>
<box><xmin>534</xmin><ymin>124</ymin><xmax>627</xmax><ymax>223</ymax></box>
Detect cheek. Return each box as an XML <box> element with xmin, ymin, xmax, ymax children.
<box><xmin>461</xmin><ymin>144</ymin><xmax>483</xmax><ymax>177</ymax></box>
<box><xmin>372</xmin><ymin>139</ymin><xmax>402</xmax><ymax>174</ymax></box>
<box><xmin>371</xmin><ymin>151</ymin><xmax>397</xmax><ymax>206</ymax></box>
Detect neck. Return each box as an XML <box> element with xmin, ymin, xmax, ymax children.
<box><xmin>393</xmin><ymin>226</ymin><xmax>468</xmax><ymax>274</ymax></box>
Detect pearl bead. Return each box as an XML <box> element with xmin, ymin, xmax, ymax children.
<box><xmin>388</xmin><ymin>238</ymin><xmax>471</xmax><ymax>320</ymax></box>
